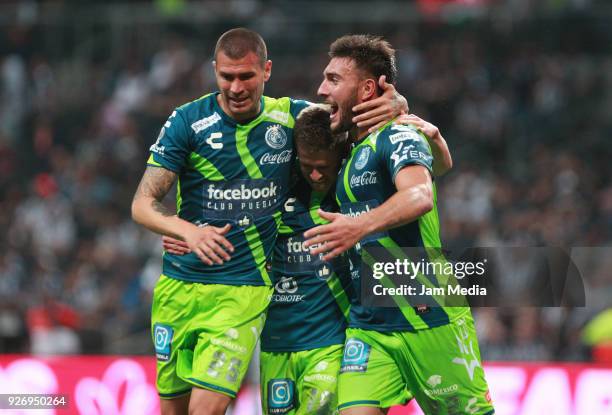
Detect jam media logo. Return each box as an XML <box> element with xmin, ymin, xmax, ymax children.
<box><xmin>354</xmin><ymin>146</ymin><xmax>371</xmax><ymax>170</ymax></box>
<box><xmin>341</xmin><ymin>338</ymin><xmax>371</xmax><ymax>373</ymax></box>
<box><xmin>265</xmin><ymin>124</ymin><xmax>288</xmax><ymax>149</ymax></box>
<box><xmin>268</xmin><ymin>379</ymin><xmax>295</xmax><ymax>414</ymax></box>
<box><xmin>154</xmin><ymin>324</ymin><xmax>173</xmax><ymax>362</ymax></box>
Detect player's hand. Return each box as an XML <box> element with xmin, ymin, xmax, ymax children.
<box><xmin>183</xmin><ymin>224</ymin><xmax>234</xmax><ymax>266</ymax></box>
<box><xmin>162</xmin><ymin>236</ymin><xmax>191</xmax><ymax>255</ymax></box>
<box><xmin>352</xmin><ymin>75</ymin><xmax>409</xmax><ymax>133</ymax></box>
<box><xmin>395</xmin><ymin>113</ymin><xmax>441</xmax><ymax>141</ymax></box>
<box><xmin>303</xmin><ymin>210</ymin><xmax>363</xmax><ymax>261</ymax></box>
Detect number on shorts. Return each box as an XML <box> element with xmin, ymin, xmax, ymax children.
<box><xmin>226</xmin><ymin>358</ymin><xmax>242</xmax><ymax>383</ymax></box>
<box><xmin>207</xmin><ymin>350</ymin><xmax>226</xmax><ymax>378</ymax></box>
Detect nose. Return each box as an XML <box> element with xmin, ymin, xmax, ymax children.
<box><xmin>310</xmin><ymin>169</ymin><xmax>323</xmax><ymax>182</ymax></box>
<box><xmin>230</xmin><ymin>79</ymin><xmax>244</xmax><ymax>95</ymax></box>
<box><xmin>317</xmin><ymin>80</ymin><xmax>328</xmax><ymax>98</ymax></box>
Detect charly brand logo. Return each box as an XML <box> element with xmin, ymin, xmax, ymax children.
<box><xmin>350</xmin><ymin>171</ymin><xmax>377</xmax><ymax>187</ymax></box>
<box><xmin>260</xmin><ymin>149</ymin><xmax>292</xmax><ymax>165</ymax></box>
<box><xmin>265</xmin><ymin>124</ymin><xmax>288</xmax><ymax>149</ymax></box>
<box><xmin>354</xmin><ymin>146</ymin><xmax>371</xmax><ymax>170</ymax></box>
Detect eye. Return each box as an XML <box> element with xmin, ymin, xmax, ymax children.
<box><xmin>239</xmin><ymin>73</ymin><xmax>255</xmax><ymax>81</ymax></box>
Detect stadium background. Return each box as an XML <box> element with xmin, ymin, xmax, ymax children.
<box><xmin>0</xmin><ymin>0</ymin><xmax>611</xmax><ymax>413</ymax></box>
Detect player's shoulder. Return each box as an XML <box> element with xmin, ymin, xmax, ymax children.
<box><xmin>172</xmin><ymin>93</ymin><xmax>223</xmax><ymax>134</ymax></box>
<box><xmin>175</xmin><ymin>93</ymin><xmax>217</xmax><ymax>118</ymax></box>
<box><xmin>262</xmin><ymin>96</ymin><xmax>313</xmax><ymax>125</ymax></box>
<box><xmin>376</xmin><ymin>122</ymin><xmax>428</xmax><ymax>150</ymax></box>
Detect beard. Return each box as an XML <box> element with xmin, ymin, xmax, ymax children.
<box><xmin>331</xmin><ymin>90</ymin><xmax>359</xmax><ymax>134</ymax></box>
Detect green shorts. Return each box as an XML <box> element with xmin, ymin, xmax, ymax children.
<box><xmin>151</xmin><ymin>274</ymin><xmax>272</xmax><ymax>399</ymax></box>
<box><xmin>338</xmin><ymin>316</ymin><xmax>494</xmax><ymax>414</ymax></box>
<box><xmin>260</xmin><ymin>344</ymin><xmax>343</xmax><ymax>415</ymax></box>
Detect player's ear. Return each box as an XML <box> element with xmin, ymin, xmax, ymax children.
<box><xmin>212</xmin><ymin>60</ymin><xmax>217</xmax><ymax>73</ymax></box>
<box><xmin>263</xmin><ymin>60</ymin><xmax>272</xmax><ymax>82</ymax></box>
<box><xmin>360</xmin><ymin>78</ymin><xmax>377</xmax><ymax>101</ymax></box>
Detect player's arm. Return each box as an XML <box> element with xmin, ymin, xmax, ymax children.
<box><xmin>394</xmin><ymin>114</ymin><xmax>452</xmax><ymax>176</ymax></box>
<box><xmin>131</xmin><ymin>167</ymin><xmax>233</xmax><ymax>265</ymax></box>
<box><xmin>352</xmin><ymin>75</ymin><xmax>409</xmax><ymax>132</ymax></box>
<box><xmin>304</xmin><ymin>166</ymin><xmax>432</xmax><ymax>261</ymax></box>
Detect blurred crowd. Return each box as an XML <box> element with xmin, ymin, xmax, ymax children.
<box><xmin>0</xmin><ymin>1</ymin><xmax>611</xmax><ymax>362</ymax></box>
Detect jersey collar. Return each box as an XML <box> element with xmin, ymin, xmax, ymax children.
<box><xmin>213</xmin><ymin>92</ymin><xmax>265</xmax><ymax>126</ymax></box>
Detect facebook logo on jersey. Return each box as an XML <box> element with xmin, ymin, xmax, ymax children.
<box><xmin>341</xmin><ymin>338</ymin><xmax>371</xmax><ymax>373</ymax></box>
<box><xmin>268</xmin><ymin>379</ymin><xmax>295</xmax><ymax>414</ymax></box>
<box><xmin>153</xmin><ymin>323</ymin><xmax>173</xmax><ymax>362</ymax></box>
<box><xmin>203</xmin><ymin>178</ymin><xmax>283</xmax><ymax>219</ymax></box>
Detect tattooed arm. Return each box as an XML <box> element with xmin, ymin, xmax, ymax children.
<box><xmin>131</xmin><ymin>166</ymin><xmax>190</xmax><ymax>238</ymax></box>
<box><xmin>131</xmin><ymin>166</ymin><xmax>234</xmax><ymax>265</ymax></box>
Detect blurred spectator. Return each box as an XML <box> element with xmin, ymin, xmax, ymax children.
<box><xmin>0</xmin><ymin>1</ymin><xmax>609</xmax><ymax>361</ymax></box>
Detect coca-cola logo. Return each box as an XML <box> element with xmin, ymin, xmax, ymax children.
<box><xmin>260</xmin><ymin>149</ymin><xmax>292</xmax><ymax>165</ymax></box>
<box><xmin>350</xmin><ymin>171</ymin><xmax>377</xmax><ymax>187</ymax></box>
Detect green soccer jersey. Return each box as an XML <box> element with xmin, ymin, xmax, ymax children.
<box><xmin>336</xmin><ymin>123</ymin><xmax>470</xmax><ymax>331</ymax></box>
<box><xmin>148</xmin><ymin>93</ymin><xmax>309</xmax><ymax>286</ymax></box>
<box><xmin>260</xmin><ymin>177</ymin><xmax>353</xmax><ymax>352</ymax></box>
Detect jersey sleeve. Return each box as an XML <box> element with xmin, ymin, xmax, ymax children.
<box><xmin>289</xmin><ymin>98</ymin><xmax>313</xmax><ymax>120</ymax></box>
<box><xmin>147</xmin><ymin>108</ymin><xmax>191</xmax><ymax>173</ymax></box>
<box><xmin>378</xmin><ymin>124</ymin><xmax>434</xmax><ymax>183</ymax></box>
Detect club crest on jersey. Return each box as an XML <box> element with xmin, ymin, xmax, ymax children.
<box><xmin>354</xmin><ymin>147</ymin><xmax>371</xmax><ymax>170</ymax></box>
<box><xmin>265</xmin><ymin>124</ymin><xmax>287</xmax><ymax>149</ymax></box>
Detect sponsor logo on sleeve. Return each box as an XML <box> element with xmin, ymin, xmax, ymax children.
<box><xmin>191</xmin><ymin>112</ymin><xmax>221</xmax><ymax>134</ymax></box>
<box><xmin>264</xmin><ymin>110</ymin><xmax>290</xmax><ymax>125</ymax></box>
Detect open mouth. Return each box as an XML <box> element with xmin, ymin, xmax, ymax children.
<box><xmin>329</xmin><ymin>103</ymin><xmax>339</xmax><ymax>121</ymax></box>
<box><xmin>229</xmin><ymin>96</ymin><xmax>248</xmax><ymax>107</ymax></box>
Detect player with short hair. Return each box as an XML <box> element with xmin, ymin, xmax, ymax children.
<box><xmin>164</xmin><ymin>105</ymin><xmax>453</xmax><ymax>414</ymax></box>
<box><xmin>304</xmin><ymin>35</ymin><xmax>495</xmax><ymax>415</ymax></box>
<box><xmin>258</xmin><ymin>105</ymin><xmax>351</xmax><ymax>414</ymax></box>
<box><xmin>132</xmin><ymin>28</ymin><xmax>408</xmax><ymax>415</ymax></box>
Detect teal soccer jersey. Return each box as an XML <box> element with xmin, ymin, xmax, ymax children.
<box><xmin>260</xmin><ymin>177</ymin><xmax>353</xmax><ymax>352</ymax></box>
<box><xmin>148</xmin><ymin>93</ymin><xmax>309</xmax><ymax>286</ymax></box>
<box><xmin>336</xmin><ymin>123</ymin><xmax>470</xmax><ymax>331</ymax></box>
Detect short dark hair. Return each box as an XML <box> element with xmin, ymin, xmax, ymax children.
<box><xmin>329</xmin><ymin>34</ymin><xmax>397</xmax><ymax>85</ymax></box>
<box><xmin>295</xmin><ymin>105</ymin><xmax>348</xmax><ymax>153</ymax></box>
<box><xmin>214</xmin><ymin>28</ymin><xmax>267</xmax><ymax>66</ymax></box>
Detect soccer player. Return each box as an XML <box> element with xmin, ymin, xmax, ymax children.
<box><xmin>131</xmin><ymin>28</ymin><xmax>407</xmax><ymax>415</ymax></box>
<box><xmin>164</xmin><ymin>106</ymin><xmax>454</xmax><ymax>414</ymax></box>
<box><xmin>304</xmin><ymin>35</ymin><xmax>495</xmax><ymax>414</ymax></box>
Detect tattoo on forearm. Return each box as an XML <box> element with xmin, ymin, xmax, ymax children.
<box><xmin>134</xmin><ymin>166</ymin><xmax>177</xmax><ymax>217</ymax></box>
